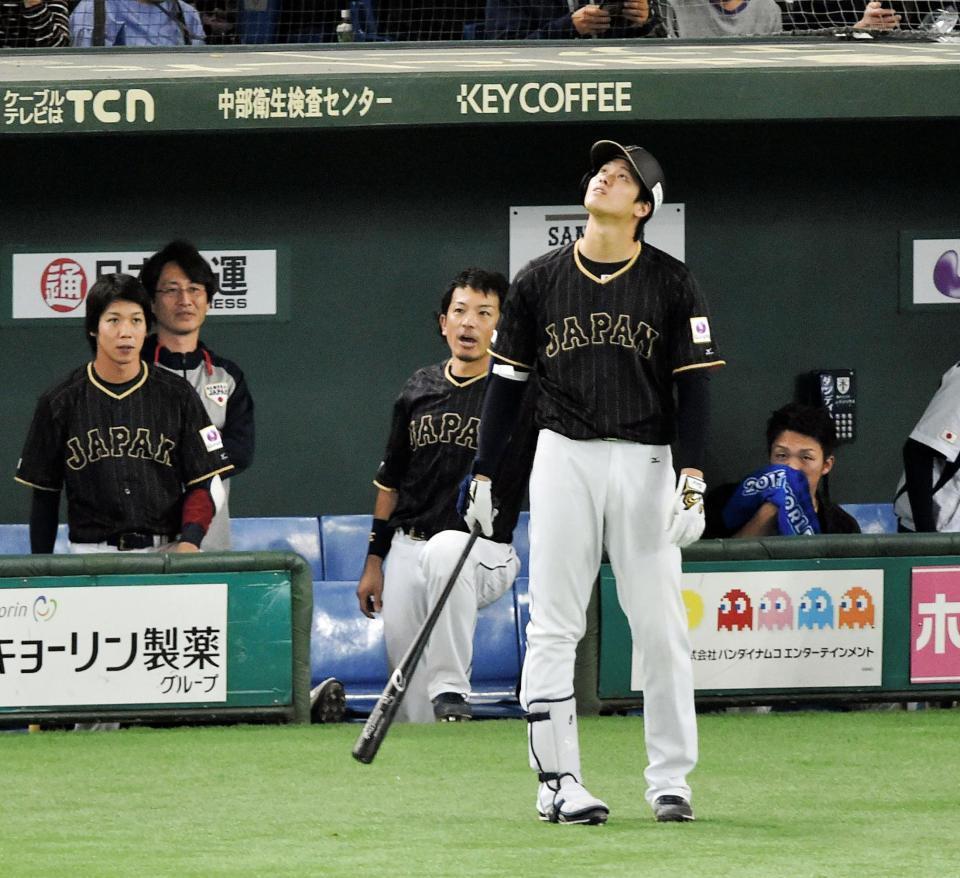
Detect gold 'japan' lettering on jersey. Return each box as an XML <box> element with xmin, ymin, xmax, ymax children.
<box><xmin>408</xmin><ymin>413</ymin><xmax>480</xmax><ymax>451</ymax></box>
<box><xmin>65</xmin><ymin>427</ymin><xmax>175</xmax><ymax>471</ymax></box>
<box><xmin>544</xmin><ymin>313</ymin><xmax>660</xmax><ymax>359</ymax></box>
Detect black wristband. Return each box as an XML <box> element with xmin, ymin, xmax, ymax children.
<box><xmin>367</xmin><ymin>518</ymin><xmax>393</xmax><ymax>559</ymax></box>
<box><xmin>180</xmin><ymin>522</ymin><xmax>205</xmax><ymax>548</ymax></box>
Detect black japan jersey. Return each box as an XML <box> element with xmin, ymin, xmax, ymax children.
<box><xmin>493</xmin><ymin>240</ymin><xmax>725</xmax><ymax>444</ymax></box>
<box><xmin>15</xmin><ymin>362</ymin><xmax>234</xmax><ymax>543</ymax></box>
<box><xmin>375</xmin><ymin>359</ymin><xmax>536</xmax><ymax>544</ymax></box>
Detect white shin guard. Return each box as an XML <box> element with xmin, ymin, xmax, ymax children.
<box><xmin>527</xmin><ymin>696</ymin><xmax>609</xmax><ymax>824</ymax></box>
<box><xmin>527</xmin><ymin>696</ymin><xmax>581</xmax><ymax>789</ymax></box>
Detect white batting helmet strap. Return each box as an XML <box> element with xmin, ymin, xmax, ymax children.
<box><xmin>589</xmin><ymin>140</ymin><xmax>666</xmax><ymax>216</ymax></box>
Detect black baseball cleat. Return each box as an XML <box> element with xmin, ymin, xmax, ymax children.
<box><xmin>310</xmin><ymin>677</ymin><xmax>346</xmax><ymax>724</ymax></box>
<box><xmin>653</xmin><ymin>795</ymin><xmax>695</xmax><ymax>822</ymax></box>
<box><xmin>432</xmin><ymin>692</ymin><xmax>472</xmax><ymax>722</ymax></box>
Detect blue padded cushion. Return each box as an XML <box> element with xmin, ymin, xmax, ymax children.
<box><xmin>0</xmin><ymin>524</ymin><xmax>30</xmax><ymax>555</ymax></box>
<box><xmin>230</xmin><ymin>517</ymin><xmax>323</xmax><ymax>580</ymax></box>
<box><xmin>473</xmin><ymin>586</ymin><xmax>521</xmax><ymax>694</ymax></box>
<box><xmin>311</xmin><ymin>579</ymin><xmax>389</xmax><ymax>693</ymax></box>
<box><xmin>321</xmin><ymin>514</ymin><xmax>372</xmax><ymax>582</ymax></box>
<box><xmin>513</xmin><ymin>576</ymin><xmax>530</xmax><ymax>666</ymax></box>
<box><xmin>512</xmin><ymin>511</ymin><xmax>530</xmax><ymax>576</ymax></box>
<box><xmin>839</xmin><ymin>503</ymin><xmax>897</xmax><ymax>535</ymax></box>
<box><xmin>0</xmin><ymin>523</ymin><xmax>68</xmax><ymax>554</ymax></box>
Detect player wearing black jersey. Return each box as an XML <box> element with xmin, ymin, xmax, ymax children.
<box><xmin>357</xmin><ymin>268</ymin><xmax>535</xmax><ymax>724</ymax></box>
<box><xmin>15</xmin><ymin>274</ymin><xmax>233</xmax><ymax>555</ymax></box>
<box><xmin>463</xmin><ymin>141</ymin><xmax>725</xmax><ymax>825</ymax></box>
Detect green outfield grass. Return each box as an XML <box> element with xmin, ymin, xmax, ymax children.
<box><xmin>2</xmin><ymin>709</ymin><xmax>957</xmax><ymax>877</ymax></box>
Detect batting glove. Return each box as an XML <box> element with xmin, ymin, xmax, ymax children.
<box><xmin>667</xmin><ymin>473</ymin><xmax>707</xmax><ymax>548</ymax></box>
<box><xmin>459</xmin><ymin>476</ymin><xmax>496</xmax><ymax>538</ymax></box>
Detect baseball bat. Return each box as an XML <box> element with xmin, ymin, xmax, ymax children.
<box><xmin>352</xmin><ymin>523</ymin><xmax>482</xmax><ymax>764</ymax></box>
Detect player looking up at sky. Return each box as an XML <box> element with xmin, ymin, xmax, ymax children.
<box><xmin>462</xmin><ymin>141</ymin><xmax>725</xmax><ymax>824</ymax></box>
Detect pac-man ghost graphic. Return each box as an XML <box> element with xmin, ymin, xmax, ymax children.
<box><xmin>718</xmin><ymin>588</ymin><xmax>753</xmax><ymax>631</ymax></box>
<box><xmin>757</xmin><ymin>588</ymin><xmax>793</xmax><ymax>630</ymax></box>
<box><xmin>798</xmin><ymin>587</ymin><xmax>834</xmax><ymax>630</ymax></box>
<box><xmin>838</xmin><ymin>586</ymin><xmax>875</xmax><ymax>629</ymax></box>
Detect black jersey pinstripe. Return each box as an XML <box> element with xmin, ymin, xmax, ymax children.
<box><xmin>492</xmin><ymin>240</ymin><xmax>725</xmax><ymax>444</ymax></box>
<box><xmin>375</xmin><ymin>359</ymin><xmax>535</xmax><ymax>544</ymax></box>
<box><xmin>15</xmin><ymin>362</ymin><xmax>233</xmax><ymax>543</ymax></box>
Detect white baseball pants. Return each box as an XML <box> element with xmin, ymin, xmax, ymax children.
<box><xmin>382</xmin><ymin>529</ymin><xmax>520</xmax><ymax>724</ymax></box>
<box><xmin>519</xmin><ymin>429</ymin><xmax>698</xmax><ymax>804</ymax></box>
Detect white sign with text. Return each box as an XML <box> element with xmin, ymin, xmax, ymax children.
<box><xmin>509</xmin><ymin>203</ymin><xmax>685</xmax><ymax>281</ymax></box>
<box><xmin>11</xmin><ymin>250</ymin><xmax>276</xmax><ymax>318</ymax></box>
<box><xmin>0</xmin><ymin>583</ymin><xmax>227</xmax><ymax>706</ymax></box>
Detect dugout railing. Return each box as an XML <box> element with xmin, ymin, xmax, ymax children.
<box><xmin>0</xmin><ymin>550</ymin><xmax>313</xmax><ymax>728</ymax></box>
<box><xmin>598</xmin><ymin>533</ymin><xmax>960</xmax><ymax>710</ymax></box>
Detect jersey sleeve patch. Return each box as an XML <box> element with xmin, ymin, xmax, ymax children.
<box><xmin>689</xmin><ymin>316</ymin><xmax>712</xmax><ymax>345</ymax></box>
<box><xmin>200</xmin><ymin>425</ymin><xmax>224</xmax><ymax>452</ymax></box>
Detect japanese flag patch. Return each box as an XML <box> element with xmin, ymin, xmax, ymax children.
<box><xmin>200</xmin><ymin>425</ymin><xmax>224</xmax><ymax>452</ymax></box>
<box><xmin>205</xmin><ymin>382</ymin><xmax>230</xmax><ymax>406</ymax></box>
<box><xmin>690</xmin><ymin>316</ymin><xmax>712</xmax><ymax>344</ymax></box>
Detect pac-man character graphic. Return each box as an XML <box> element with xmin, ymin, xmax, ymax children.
<box><xmin>718</xmin><ymin>588</ymin><xmax>753</xmax><ymax>631</ymax></box>
<box><xmin>682</xmin><ymin>589</ymin><xmax>705</xmax><ymax>630</ymax></box>
<box><xmin>798</xmin><ymin>587</ymin><xmax>834</xmax><ymax>630</ymax></box>
<box><xmin>757</xmin><ymin>588</ymin><xmax>793</xmax><ymax>630</ymax></box>
<box><xmin>838</xmin><ymin>586</ymin><xmax>875</xmax><ymax>629</ymax></box>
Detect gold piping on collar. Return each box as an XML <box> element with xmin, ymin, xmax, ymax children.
<box><xmin>87</xmin><ymin>361</ymin><xmax>149</xmax><ymax>400</ymax></box>
<box><xmin>444</xmin><ymin>359</ymin><xmax>487</xmax><ymax>388</ymax></box>
<box><xmin>573</xmin><ymin>239</ymin><xmax>642</xmax><ymax>285</ymax></box>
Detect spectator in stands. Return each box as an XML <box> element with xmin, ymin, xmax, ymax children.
<box><xmin>140</xmin><ymin>241</ymin><xmax>255</xmax><ymax>552</ymax></box>
<box><xmin>782</xmin><ymin>0</ymin><xmax>903</xmax><ymax>31</ymax></box>
<box><xmin>356</xmin><ymin>268</ymin><xmax>536</xmax><ymax>723</ymax></box>
<box><xmin>0</xmin><ymin>0</ymin><xmax>69</xmax><ymax>45</ymax></box>
<box><xmin>704</xmin><ymin>403</ymin><xmax>860</xmax><ymax>538</ymax></box>
<box><xmin>664</xmin><ymin>0</ymin><xmax>782</xmax><ymax>36</ymax></box>
<box><xmin>485</xmin><ymin>0</ymin><xmax>662</xmax><ymax>40</ymax></box>
<box><xmin>894</xmin><ymin>360</ymin><xmax>960</xmax><ymax>532</ymax></box>
<box><xmin>70</xmin><ymin>0</ymin><xmax>206</xmax><ymax>46</ymax></box>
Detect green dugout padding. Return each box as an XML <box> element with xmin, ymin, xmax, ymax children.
<box><xmin>599</xmin><ymin>534</ymin><xmax>960</xmax><ymax>704</ymax></box>
<box><xmin>0</xmin><ymin>551</ymin><xmax>312</xmax><ymax>726</ymax></box>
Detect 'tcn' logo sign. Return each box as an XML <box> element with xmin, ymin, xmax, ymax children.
<box><xmin>63</xmin><ymin>89</ymin><xmax>155</xmax><ymax>124</ymax></box>
<box><xmin>456</xmin><ymin>81</ymin><xmax>631</xmax><ymax>116</ymax></box>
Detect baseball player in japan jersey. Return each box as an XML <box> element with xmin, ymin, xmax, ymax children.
<box><xmin>357</xmin><ymin>268</ymin><xmax>536</xmax><ymax>724</ymax></box>
<box><xmin>464</xmin><ymin>141</ymin><xmax>725</xmax><ymax>825</ymax></box>
<box><xmin>15</xmin><ymin>273</ymin><xmax>233</xmax><ymax>555</ymax></box>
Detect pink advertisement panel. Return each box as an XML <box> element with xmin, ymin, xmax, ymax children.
<box><xmin>911</xmin><ymin>566</ymin><xmax>960</xmax><ymax>684</ymax></box>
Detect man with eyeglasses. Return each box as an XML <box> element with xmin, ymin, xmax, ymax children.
<box><xmin>140</xmin><ymin>241</ymin><xmax>255</xmax><ymax>551</ymax></box>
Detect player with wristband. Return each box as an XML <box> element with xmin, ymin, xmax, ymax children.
<box><xmin>356</xmin><ymin>268</ymin><xmax>536</xmax><ymax>724</ymax></box>
<box><xmin>15</xmin><ymin>273</ymin><xmax>232</xmax><ymax>557</ymax></box>
<box><xmin>462</xmin><ymin>141</ymin><xmax>724</xmax><ymax>825</ymax></box>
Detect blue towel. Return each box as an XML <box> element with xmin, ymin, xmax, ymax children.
<box><xmin>722</xmin><ymin>465</ymin><xmax>821</xmax><ymax>536</ymax></box>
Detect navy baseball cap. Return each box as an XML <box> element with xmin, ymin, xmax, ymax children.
<box><xmin>589</xmin><ymin>140</ymin><xmax>665</xmax><ymax>216</ymax></box>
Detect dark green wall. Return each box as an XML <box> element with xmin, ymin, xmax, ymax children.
<box><xmin>3</xmin><ymin>118</ymin><xmax>957</xmax><ymax>522</ymax></box>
